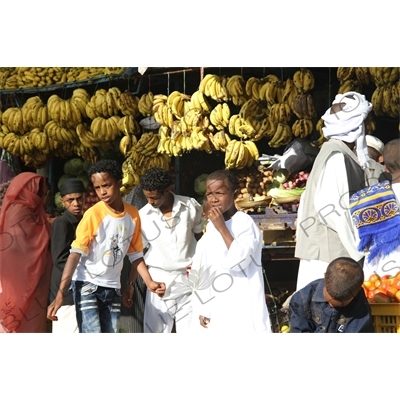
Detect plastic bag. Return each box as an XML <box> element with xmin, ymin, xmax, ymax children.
<box><xmin>270</xmin><ymin>139</ymin><xmax>318</xmax><ymax>174</ymax></box>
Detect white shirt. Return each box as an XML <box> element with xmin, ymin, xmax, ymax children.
<box><xmin>139</xmin><ymin>193</ymin><xmax>203</xmax><ymax>296</ymax></box>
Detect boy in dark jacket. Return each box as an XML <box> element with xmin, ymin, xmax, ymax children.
<box><xmin>289</xmin><ymin>257</ymin><xmax>374</xmax><ymax>333</ymax></box>
<box><xmin>49</xmin><ymin>178</ymin><xmax>86</xmax><ymax>333</ymax></box>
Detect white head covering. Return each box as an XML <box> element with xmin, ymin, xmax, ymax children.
<box><xmin>321</xmin><ymin>91</ymin><xmax>373</xmax><ymax>169</ymax></box>
<box><xmin>365</xmin><ymin>135</ymin><xmax>384</xmax><ymax>154</ymax></box>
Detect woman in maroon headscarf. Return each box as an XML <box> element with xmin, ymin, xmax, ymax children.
<box><xmin>0</xmin><ymin>172</ymin><xmax>52</xmax><ymax>333</ymax></box>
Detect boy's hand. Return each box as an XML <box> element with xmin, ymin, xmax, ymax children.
<box><xmin>47</xmin><ymin>293</ymin><xmax>64</xmax><ymax>321</ymax></box>
<box><xmin>199</xmin><ymin>315</ymin><xmax>210</xmax><ymax>328</ymax></box>
<box><xmin>147</xmin><ymin>280</ymin><xmax>166</xmax><ymax>297</ymax></box>
<box><xmin>122</xmin><ymin>285</ymin><xmax>134</xmax><ymax>308</ymax></box>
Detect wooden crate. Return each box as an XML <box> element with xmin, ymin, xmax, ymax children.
<box><xmin>369</xmin><ymin>303</ymin><xmax>400</xmax><ymax>333</ymax></box>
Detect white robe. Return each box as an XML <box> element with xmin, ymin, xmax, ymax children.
<box><xmin>189</xmin><ymin>211</ymin><xmax>272</xmax><ymax>332</ymax></box>
<box><xmin>296</xmin><ymin>152</ymin><xmax>364</xmax><ymax>290</ymax></box>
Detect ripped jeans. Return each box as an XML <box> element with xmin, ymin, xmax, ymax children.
<box><xmin>72</xmin><ymin>281</ymin><xmax>121</xmax><ymax>333</ymax></box>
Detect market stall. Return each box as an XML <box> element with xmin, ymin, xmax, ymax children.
<box><xmin>1</xmin><ymin>66</ymin><xmax>399</xmax><ymax>332</ymax></box>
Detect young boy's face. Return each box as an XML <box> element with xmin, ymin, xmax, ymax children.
<box><xmin>205</xmin><ymin>178</ymin><xmax>237</xmax><ymax>216</ymax></box>
<box><xmin>61</xmin><ymin>192</ymin><xmax>85</xmax><ymax>216</ymax></box>
<box><xmin>142</xmin><ymin>189</ymin><xmax>168</xmax><ymax>209</ymax></box>
<box><xmin>91</xmin><ymin>172</ymin><xmax>121</xmax><ymax>209</ymax></box>
<box><xmin>323</xmin><ymin>286</ymin><xmax>355</xmax><ymax>308</ymax></box>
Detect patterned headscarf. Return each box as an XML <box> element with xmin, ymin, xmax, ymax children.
<box><xmin>350</xmin><ymin>180</ymin><xmax>400</xmax><ymax>262</ymax></box>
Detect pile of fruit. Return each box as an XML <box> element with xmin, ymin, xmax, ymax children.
<box><xmin>336</xmin><ymin>67</ymin><xmax>399</xmax><ymax>119</ymax></box>
<box><xmin>266</xmin><ymin>168</ymin><xmax>307</xmax><ymax>203</ymax></box>
<box><xmin>235</xmin><ymin>164</ymin><xmax>275</xmax><ymax>203</ymax></box>
<box><xmin>363</xmin><ymin>272</ymin><xmax>400</xmax><ymax>303</ymax></box>
<box><xmin>1</xmin><ymin>67</ymin><xmax>398</xmax><ymax>199</ymax></box>
<box><xmin>0</xmin><ymin>67</ymin><xmax>125</xmax><ymax>90</ymax></box>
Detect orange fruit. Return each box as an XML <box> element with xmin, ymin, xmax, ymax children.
<box><xmin>386</xmin><ymin>286</ymin><xmax>399</xmax><ymax>299</ymax></box>
<box><xmin>369</xmin><ymin>273</ymin><xmax>381</xmax><ymax>283</ymax></box>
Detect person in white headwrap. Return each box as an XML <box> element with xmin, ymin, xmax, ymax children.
<box><xmin>355</xmin><ymin>134</ymin><xmax>390</xmax><ymax>185</ymax></box>
<box><xmin>294</xmin><ymin>92</ymin><xmax>373</xmax><ymax>291</ymax></box>
<box><xmin>365</xmin><ymin>135</ymin><xmax>384</xmax><ymax>163</ymax></box>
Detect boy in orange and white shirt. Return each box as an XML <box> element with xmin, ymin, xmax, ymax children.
<box><xmin>47</xmin><ymin>159</ymin><xmax>164</xmax><ymax>333</ymax></box>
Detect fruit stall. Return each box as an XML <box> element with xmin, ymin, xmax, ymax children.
<box><xmin>1</xmin><ymin>67</ymin><xmax>399</xmax><ymax>332</ymax></box>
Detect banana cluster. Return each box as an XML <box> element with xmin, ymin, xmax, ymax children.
<box><xmin>270</xmin><ymin>103</ymin><xmax>292</xmax><ymax>124</ymax></box>
<box><xmin>210</xmin><ymin>103</ymin><xmax>230</xmax><ymax>130</ymax></box>
<box><xmin>119</xmin><ymin>134</ymin><xmax>138</xmax><ymax>156</ymax></box>
<box><xmin>228</xmin><ymin>99</ymin><xmax>265</xmax><ymax>141</ymax></box>
<box><xmin>369</xmin><ymin>67</ymin><xmax>399</xmax><ymax>86</ymax></box>
<box><xmin>336</xmin><ymin>68</ymin><xmax>399</xmax><ymax>119</ymax></box>
<box><xmin>45</xmin><ymin>120</ymin><xmax>79</xmax><ymax>147</ymax></box>
<box><xmin>268</xmin><ymin>123</ymin><xmax>293</xmax><ymax>148</ymax></box>
<box><xmin>291</xmin><ymin>94</ymin><xmax>317</xmax><ymax>120</ymax></box>
<box><xmin>224</xmin><ymin>139</ymin><xmax>260</xmax><ymax>170</ymax></box>
<box><xmin>119</xmin><ymin>133</ymin><xmax>171</xmax><ymax>195</ymax></box>
<box><xmin>135</xmin><ymin>132</ymin><xmax>160</xmax><ymax>156</ymax></box>
<box><xmin>153</xmin><ymin>95</ymin><xmax>174</xmax><ymax>128</ymax></box>
<box><xmin>337</xmin><ymin>80</ymin><xmax>363</xmax><ymax>94</ymax></box>
<box><xmin>310</xmin><ymin>118</ymin><xmax>328</xmax><ymax>148</ymax></box>
<box><xmin>0</xmin><ymin>67</ymin><xmax>124</xmax><ymax>90</ymax></box>
<box><xmin>2</xmin><ymin>107</ymin><xmax>27</xmax><ymax>135</ymax></box>
<box><xmin>138</xmin><ymin>92</ymin><xmax>154</xmax><ymax>117</ymax></box>
<box><xmin>0</xmin><ymin>85</ymin><xmax>137</xmax><ymax>167</ymax></box>
<box><xmin>76</xmin><ymin>122</ymin><xmax>103</xmax><ymax>148</ymax></box>
<box><xmin>0</xmin><ymin>129</ymin><xmax>50</xmax><ymax>168</ymax></box>
<box><xmin>118</xmin><ymin>90</ymin><xmax>140</xmax><ymax>116</ymax></box>
<box><xmin>371</xmin><ymin>82</ymin><xmax>399</xmax><ymax>118</ymax></box>
<box><xmin>167</xmin><ymin>91</ymin><xmax>191</xmax><ymax>120</ymax></box>
<box><xmin>90</xmin><ymin>115</ymin><xmax>122</xmax><ymax>143</ymax></box>
<box><xmin>189</xmin><ymin>90</ymin><xmax>211</xmax><ymax>112</ymax></box>
<box><xmin>180</xmin><ymin>109</ymin><xmax>204</xmax><ymax>133</ymax></box>
<box><xmin>157</xmin><ymin>126</ymin><xmax>213</xmax><ymax>156</ymax></box>
<box><xmin>228</xmin><ymin>100</ymin><xmax>273</xmax><ymax>142</ymax></box>
<box><xmin>198</xmin><ymin>74</ymin><xmax>229</xmax><ymax>102</ymax></box>
<box><xmin>293</xmin><ymin>68</ymin><xmax>315</xmax><ymax>93</ymax></box>
<box><xmin>121</xmin><ymin>158</ymin><xmax>141</xmax><ymax>195</ymax></box>
<box><xmin>47</xmin><ymin>94</ymin><xmax>83</xmax><ymax>128</ymax></box>
<box><xmin>236</xmin><ymin>76</ymin><xmax>298</xmax><ymax>146</ymax></box>
<box><xmin>246</xmin><ymin>75</ymin><xmax>280</xmax><ymax>102</ymax></box>
<box><xmin>226</xmin><ymin>75</ymin><xmax>248</xmax><ymax>106</ymax></box>
<box><xmin>292</xmin><ymin>119</ymin><xmax>313</xmax><ymax>138</ymax></box>
<box><xmin>21</xmin><ymin>96</ymin><xmax>49</xmax><ymax>130</ymax></box>
<box><xmin>208</xmin><ymin>130</ymin><xmax>232</xmax><ymax>152</ymax></box>
<box><xmin>118</xmin><ymin>115</ymin><xmax>141</xmax><ymax>136</ymax></box>
<box><xmin>85</xmin><ymin>88</ymin><xmax>122</xmax><ymax>119</ymax></box>
<box><xmin>228</xmin><ymin>114</ymin><xmax>256</xmax><ymax>140</ymax></box>
<box><xmin>71</xmin><ymin>88</ymin><xmax>90</xmax><ymax>118</ymax></box>
<box><xmin>151</xmin><ymin>89</ymin><xmax>215</xmax><ymax>156</ymax></box>
<box><xmin>337</xmin><ymin>67</ymin><xmax>371</xmax><ymax>89</ymax></box>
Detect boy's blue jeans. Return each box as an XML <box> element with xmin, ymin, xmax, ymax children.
<box><xmin>72</xmin><ymin>281</ymin><xmax>121</xmax><ymax>333</ymax></box>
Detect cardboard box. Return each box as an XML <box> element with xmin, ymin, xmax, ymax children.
<box><xmin>261</xmin><ymin>227</ymin><xmax>295</xmax><ymax>245</ymax></box>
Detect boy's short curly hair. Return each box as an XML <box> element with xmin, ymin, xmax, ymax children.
<box><xmin>324</xmin><ymin>257</ymin><xmax>364</xmax><ymax>302</ymax></box>
<box><xmin>88</xmin><ymin>159</ymin><xmax>122</xmax><ymax>181</ymax></box>
<box><xmin>140</xmin><ymin>167</ymin><xmax>171</xmax><ymax>193</ymax></box>
<box><xmin>206</xmin><ymin>169</ymin><xmax>239</xmax><ymax>192</ymax></box>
